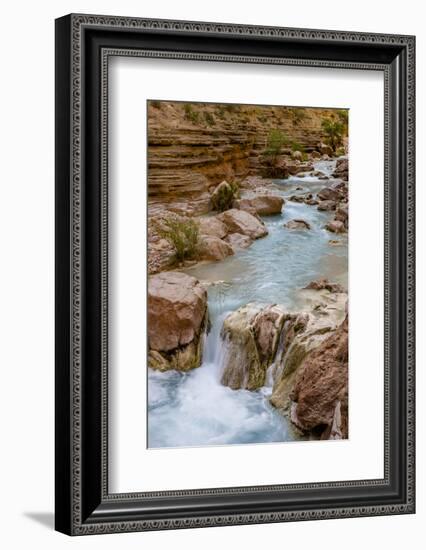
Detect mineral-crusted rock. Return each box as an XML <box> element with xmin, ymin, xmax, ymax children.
<box><xmin>269</xmin><ymin>293</ymin><xmax>347</xmax><ymax>412</ymax></box>
<box><xmin>220</xmin><ymin>304</ymin><xmax>287</xmax><ymax>390</ymax></box>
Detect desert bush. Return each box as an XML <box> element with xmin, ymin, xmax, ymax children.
<box><xmin>291</xmin><ymin>141</ymin><xmax>308</xmax><ymax>161</ymax></box>
<box><xmin>262</xmin><ymin>129</ymin><xmax>289</xmax><ymax>161</ymax></box>
<box><xmin>204</xmin><ymin>112</ymin><xmax>216</xmax><ymax>126</ymax></box>
<box><xmin>211</xmin><ymin>181</ymin><xmax>240</xmax><ymax>212</ymax></box>
<box><xmin>224</xmin><ymin>103</ymin><xmax>238</xmax><ymax>113</ymax></box>
<box><xmin>155</xmin><ymin>217</ymin><xmax>200</xmax><ymax>263</ymax></box>
<box><xmin>150</xmin><ymin>100</ymin><xmax>161</xmax><ymax>109</ymax></box>
<box><xmin>321</xmin><ymin>118</ymin><xmax>345</xmax><ymax>152</ymax></box>
<box><xmin>291</xmin><ymin>141</ymin><xmax>304</xmax><ymax>152</ymax></box>
<box><xmin>290</xmin><ymin>108</ymin><xmax>308</xmax><ymax>125</ymax></box>
<box><xmin>216</xmin><ymin>105</ymin><xmax>226</xmax><ymax>119</ymax></box>
<box><xmin>336</xmin><ymin>109</ymin><xmax>349</xmax><ymax>125</ymax></box>
<box><xmin>184</xmin><ymin>103</ymin><xmax>199</xmax><ymax>124</ymax></box>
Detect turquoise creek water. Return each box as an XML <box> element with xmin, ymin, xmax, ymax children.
<box><xmin>148</xmin><ymin>160</ymin><xmax>348</xmax><ymax>449</ymax></box>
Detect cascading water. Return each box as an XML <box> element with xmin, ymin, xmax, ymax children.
<box><xmin>148</xmin><ymin>159</ymin><xmax>348</xmax><ymax>448</ymax></box>
<box><xmin>262</xmin><ymin>320</ymin><xmax>288</xmax><ymax>396</ymax></box>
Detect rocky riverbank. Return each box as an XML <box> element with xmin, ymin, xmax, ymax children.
<box><xmin>147</xmin><ymin>102</ymin><xmax>349</xmax><ymax>446</ymax></box>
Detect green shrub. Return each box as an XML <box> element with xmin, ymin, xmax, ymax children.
<box><xmin>184</xmin><ymin>103</ymin><xmax>199</xmax><ymax>124</ymax></box>
<box><xmin>336</xmin><ymin>109</ymin><xmax>349</xmax><ymax>124</ymax></box>
<box><xmin>216</xmin><ymin>105</ymin><xmax>226</xmax><ymax>119</ymax></box>
<box><xmin>290</xmin><ymin>108</ymin><xmax>308</xmax><ymax>125</ymax></box>
<box><xmin>155</xmin><ymin>217</ymin><xmax>200</xmax><ymax>263</ymax></box>
<box><xmin>224</xmin><ymin>103</ymin><xmax>238</xmax><ymax>113</ymax></box>
<box><xmin>211</xmin><ymin>181</ymin><xmax>239</xmax><ymax>212</ymax></box>
<box><xmin>230</xmin><ymin>181</ymin><xmax>240</xmax><ymax>198</ymax></box>
<box><xmin>204</xmin><ymin>112</ymin><xmax>216</xmax><ymax>126</ymax></box>
<box><xmin>291</xmin><ymin>141</ymin><xmax>304</xmax><ymax>152</ymax></box>
<box><xmin>263</xmin><ymin>129</ymin><xmax>289</xmax><ymax>161</ymax></box>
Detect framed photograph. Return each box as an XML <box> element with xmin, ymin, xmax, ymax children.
<box><xmin>55</xmin><ymin>14</ymin><xmax>415</xmax><ymax>535</ymax></box>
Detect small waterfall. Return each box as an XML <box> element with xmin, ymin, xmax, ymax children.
<box><xmin>262</xmin><ymin>320</ymin><xmax>288</xmax><ymax>395</ymax></box>
<box><xmin>202</xmin><ymin>310</ymin><xmax>230</xmax><ymax>375</ymax></box>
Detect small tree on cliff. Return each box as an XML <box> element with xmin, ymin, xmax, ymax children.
<box><xmin>155</xmin><ymin>217</ymin><xmax>200</xmax><ymax>263</ymax></box>
<box><xmin>321</xmin><ymin>118</ymin><xmax>345</xmax><ymax>152</ymax></box>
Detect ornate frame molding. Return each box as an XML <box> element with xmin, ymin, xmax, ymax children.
<box><xmin>55</xmin><ymin>13</ymin><xmax>415</xmax><ymax>536</ymax></box>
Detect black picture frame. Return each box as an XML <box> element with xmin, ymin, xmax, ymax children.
<box><xmin>55</xmin><ymin>13</ymin><xmax>415</xmax><ymax>536</ymax></box>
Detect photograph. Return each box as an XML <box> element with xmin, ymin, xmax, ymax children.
<box><xmin>50</xmin><ymin>7</ymin><xmax>415</xmax><ymax>539</ymax></box>
<box><xmin>147</xmin><ymin>100</ymin><xmax>349</xmax><ymax>448</ymax></box>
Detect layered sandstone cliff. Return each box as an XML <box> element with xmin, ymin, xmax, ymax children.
<box><xmin>148</xmin><ymin>101</ymin><xmax>345</xmax><ymax>212</ymax></box>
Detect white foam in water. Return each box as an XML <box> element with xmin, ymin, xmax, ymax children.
<box><xmin>148</xmin><ymin>159</ymin><xmax>348</xmax><ymax>449</ymax></box>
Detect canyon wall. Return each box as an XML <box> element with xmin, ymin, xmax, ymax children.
<box><xmin>148</xmin><ymin>101</ymin><xmax>346</xmax><ymax>212</ymax></box>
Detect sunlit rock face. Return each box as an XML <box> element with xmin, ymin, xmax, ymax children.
<box><xmin>234</xmin><ymin>194</ymin><xmax>285</xmax><ymax>216</ymax></box>
<box><xmin>217</xmin><ymin>209</ymin><xmax>268</xmax><ymax>239</ymax></box>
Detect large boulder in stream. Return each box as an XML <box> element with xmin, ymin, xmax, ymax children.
<box><xmin>224</xmin><ymin>232</ymin><xmax>252</xmax><ymax>250</ymax></box>
<box><xmin>317</xmin><ymin>186</ymin><xmax>341</xmax><ymax>202</ymax></box>
<box><xmin>284</xmin><ymin>219</ymin><xmax>311</xmax><ymax>230</ymax></box>
<box><xmin>217</xmin><ymin>209</ymin><xmax>268</xmax><ymax>239</ymax></box>
<box><xmin>304</xmin><ymin>278</ymin><xmax>345</xmax><ymax>293</ymax></box>
<box><xmin>325</xmin><ymin>220</ymin><xmax>346</xmax><ymax>234</ymax></box>
<box><xmin>317</xmin><ymin>199</ymin><xmax>336</xmax><ymax>211</ymax></box>
<box><xmin>198</xmin><ymin>216</ymin><xmax>228</xmax><ymax>239</ymax></box>
<box><xmin>148</xmin><ymin>272</ymin><xmax>208</xmax><ymax>371</ymax></box>
<box><xmin>199</xmin><ymin>235</ymin><xmax>234</xmax><ymax>262</ymax></box>
<box><xmin>234</xmin><ymin>195</ymin><xmax>284</xmax><ymax>216</ymax></box>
